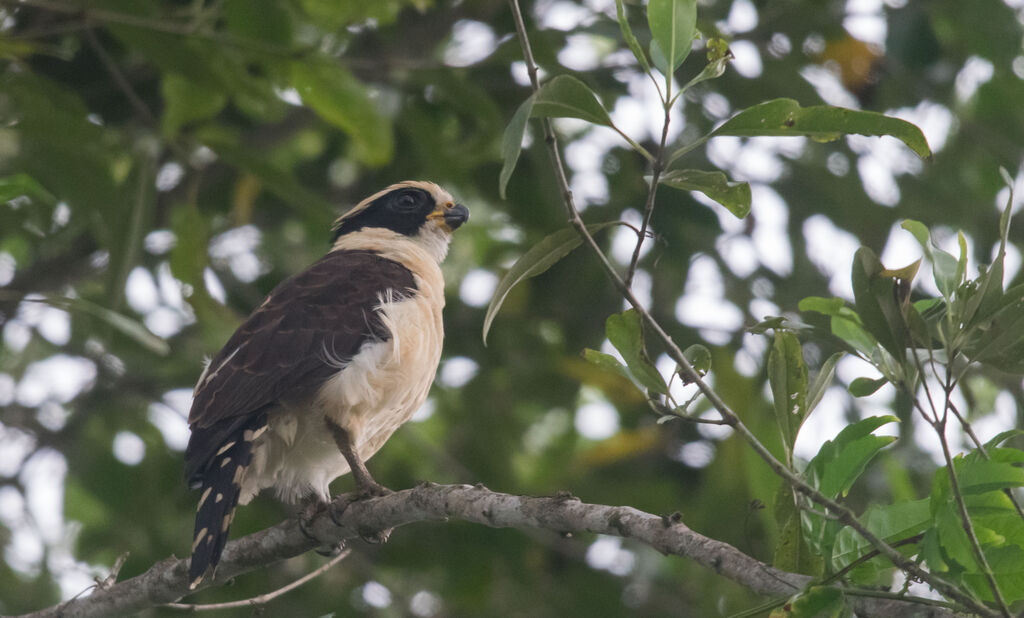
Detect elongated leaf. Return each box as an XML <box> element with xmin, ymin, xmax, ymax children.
<box><xmin>711</xmin><ymin>99</ymin><xmax>932</xmax><ymax>158</ymax></box>
<box><xmin>499</xmin><ymin>95</ymin><xmax>535</xmax><ymax>199</ymax></box>
<box><xmin>967</xmin><ymin>175</ymin><xmax>1014</xmax><ymax>328</ymax></box>
<box><xmin>647</xmin><ymin>0</ymin><xmax>697</xmax><ymax>73</ymax></box>
<box><xmin>660</xmin><ymin>169</ymin><xmax>751</xmax><ymax>218</ymax></box>
<box><xmin>851</xmin><ymin>247</ymin><xmax>904</xmax><ymax>360</ymax></box>
<box><xmin>955</xmin><ymin>460</ymin><xmax>1024</xmax><ymax>496</ymax></box>
<box><xmin>831</xmin><ymin>314</ymin><xmax>878</xmax><ymax>358</ymax></box>
<box><xmin>606</xmin><ymin>309</ymin><xmax>668</xmax><ymax>394</ymax></box>
<box><xmin>615</xmin><ymin>0</ymin><xmax>651</xmax><ymax>74</ymax></box>
<box><xmin>483</xmin><ymin>222</ymin><xmax>622</xmax><ymax>344</ymax></box>
<box><xmin>848</xmin><ymin>376</ymin><xmax>887</xmax><ymax>397</ymax></box>
<box><xmin>774</xmin><ymin>483</ymin><xmax>823</xmax><ymax>576</ymax></box>
<box><xmin>531</xmin><ymin>75</ymin><xmax>613</xmax><ymax>127</ymax></box>
<box><xmin>931</xmin><ymin>247</ymin><xmax>960</xmax><ymax>299</ymax></box>
<box><xmin>290</xmin><ymin>62</ymin><xmax>393</xmax><ymax>166</ymax></box>
<box><xmin>0</xmin><ymin>173</ymin><xmax>56</xmax><ymax>205</ymax></box>
<box><xmin>799</xmin><ymin>296</ymin><xmax>847</xmax><ymax>317</ymax></box>
<box><xmin>807</xmin><ymin>352</ymin><xmax>842</xmax><ymax>414</ymax></box>
<box><xmin>984</xmin><ymin>430</ymin><xmax>1024</xmax><ymax>450</ymax></box>
<box><xmin>768</xmin><ymin>331</ymin><xmax>808</xmax><ymax>462</ymax></box>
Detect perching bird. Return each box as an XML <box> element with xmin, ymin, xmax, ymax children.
<box><xmin>184</xmin><ymin>181</ymin><xmax>468</xmax><ymax>589</ymax></box>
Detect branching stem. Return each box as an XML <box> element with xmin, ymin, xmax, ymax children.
<box><xmin>507</xmin><ymin>1</ymin><xmax>999</xmax><ymax>614</ymax></box>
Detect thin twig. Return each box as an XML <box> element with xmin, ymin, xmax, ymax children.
<box><xmin>937</xmin><ymin>368</ymin><xmax>1011</xmax><ymax>616</ymax></box>
<box><xmin>164</xmin><ymin>549</ymin><xmax>351</xmax><ymax>612</ymax></box>
<box><xmin>624</xmin><ymin>102</ymin><xmax>670</xmax><ymax>288</ymax></box>
<box><xmin>504</xmin><ymin>1</ymin><xmax>997</xmax><ymax>614</ymax></box>
<box><xmin>838</xmin><ymin>587</ymin><xmax>960</xmax><ymax>611</ymax></box>
<box><xmin>82</xmin><ymin>25</ymin><xmax>156</xmax><ymax>126</ymax></box>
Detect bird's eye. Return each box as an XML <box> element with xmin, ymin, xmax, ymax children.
<box><xmin>396</xmin><ymin>193</ymin><xmax>418</xmax><ymax>210</ymax></box>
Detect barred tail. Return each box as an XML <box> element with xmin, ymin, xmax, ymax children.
<box><xmin>188</xmin><ymin>417</ymin><xmax>266</xmax><ymax>589</ymax></box>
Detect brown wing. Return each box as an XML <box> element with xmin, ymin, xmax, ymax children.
<box><xmin>184</xmin><ymin>249</ymin><xmax>416</xmax><ymax>483</ymax></box>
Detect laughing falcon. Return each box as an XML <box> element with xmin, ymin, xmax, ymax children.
<box><xmin>184</xmin><ymin>181</ymin><xmax>468</xmax><ymax>588</ymax></box>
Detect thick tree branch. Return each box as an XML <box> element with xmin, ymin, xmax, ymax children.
<box><xmin>21</xmin><ymin>484</ymin><xmax>959</xmax><ymax>618</ymax></box>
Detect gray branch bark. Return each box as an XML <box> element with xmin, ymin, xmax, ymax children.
<box><xmin>20</xmin><ymin>484</ymin><xmax>958</xmax><ymax>617</ymax></box>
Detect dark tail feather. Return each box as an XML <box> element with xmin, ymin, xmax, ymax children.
<box><xmin>188</xmin><ymin>418</ymin><xmax>266</xmax><ymax>589</ymax></box>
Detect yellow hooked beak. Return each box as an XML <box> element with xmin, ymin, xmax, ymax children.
<box><xmin>427</xmin><ymin>201</ymin><xmax>470</xmax><ymax>232</ymax></box>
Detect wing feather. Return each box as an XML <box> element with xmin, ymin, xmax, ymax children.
<box><xmin>184</xmin><ymin>250</ymin><xmax>416</xmax><ymax>483</ymax></box>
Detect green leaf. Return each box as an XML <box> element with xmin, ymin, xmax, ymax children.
<box><xmin>798</xmin><ymin>296</ymin><xmax>847</xmax><ymax>317</ymax></box>
<box><xmin>768</xmin><ymin>331</ymin><xmax>808</xmax><ymax>463</ymax></box>
<box><xmin>290</xmin><ymin>62</ymin><xmax>393</xmax><ymax>166</ymax></box>
<box><xmin>499</xmin><ymin>95</ymin><xmax>535</xmax><ymax>199</ymax></box>
<box><xmin>483</xmin><ymin>222</ymin><xmax>622</xmax><ymax>344</ymax></box>
<box><xmin>821</xmin><ymin>433</ymin><xmax>897</xmax><ymax>498</ymax></box>
<box><xmin>935</xmin><ymin>502</ymin><xmax>978</xmax><ymax>570</ymax></box>
<box><xmin>807</xmin><ymin>352</ymin><xmax>842</xmax><ymax>414</ymax></box>
<box><xmin>833</xmin><ymin>499</ymin><xmax>930</xmax><ymax>569</ymax></box>
<box><xmin>984</xmin><ymin>430</ymin><xmax>1024</xmax><ymax>450</ymax></box>
<box><xmin>168</xmin><ymin>203</ymin><xmax>209</xmax><ymax>288</ymax></box>
<box><xmin>955</xmin><ymin>460</ymin><xmax>1024</xmax><ymax>496</ymax></box>
<box><xmin>582</xmin><ymin>348</ymin><xmax>633</xmax><ymax>383</ymax></box>
<box><xmin>772</xmin><ymin>586</ymin><xmax>843</xmax><ymax>618</ymax></box>
<box><xmin>606</xmin><ymin>309</ymin><xmax>668</xmax><ymax>395</ymax></box>
<box><xmin>531</xmin><ymin>75</ymin><xmax>613</xmax><ymax>127</ymax></box>
<box><xmin>830</xmin><ymin>313</ymin><xmax>878</xmax><ymax>358</ymax></box>
<box><xmin>659</xmin><ymin>169</ymin><xmax>751</xmax><ymax>218</ymax></box>
<box><xmin>679</xmin><ymin>38</ymin><xmax>731</xmax><ymax>93</ymax></box>
<box><xmin>773</xmin><ymin>483</ymin><xmax>822</xmax><ymax>576</ymax></box>
<box><xmin>931</xmin><ymin>247</ymin><xmax>960</xmax><ymax>299</ymax></box>
<box><xmin>848</xmin><ymin>376</ymin><xmax>887</xmax><ymax>397</ymax></box>
<box><xmin>682</xmin><ymin>343</ymin><xmax>712</xmax><ymax>377</ymax></box>
<box><xmin>197</xmin><ymin>127</ymin><xmax>335</xmax><ymax>224</ymax></box>
<box><xmin>808</xmin><ymin>416</ymin><xmax>898</xmax><ymax>498</ymax></box>
<box><xmin>161</xmin><ymin>72</ymin><xmax>227</xmax><ymax>137</ymax></box>
<box><xmin>967</xmin><ymin>175</ymin><xmax>1014</xmax><ymax>328</ymax></box>
<box><xmin>647</xmin><ymin>0</ymin><xmax>697</xmax><ymax>73</ymax></box>
<box><xmin>900</xmin><ymin>219</ymin><xmax>931</xmax><ymax>251</ymax></box>
<box><xmin>963</xmin><ymin>545</ymin><xmax>1024</xmax><ymax>602</ymax></box>
<box><xmin>851</xmin><ymin>247</ymin><xmax>905</xmax><ymax>360</ymax></box>
<box><xmin>615</xmin><ymin>0</ymin><xmax>651</xmax><ymax>74</ymax></box>
<box><xmin>0</xmin><ymin>173</ymin><xmax>56</xmax><ymax>205</ymax></box>
<box><xmin>747</xmin><ymin>316</ymin><xmax>789</xmax><ymax>334</ymax></box>
<box><xmin>224</xmin><ymin>0</ymin><xmax>292</xmax><ymax>45</ymax></box>
<box><xmin>711</xmin><ymin>99</ymin><xmax>932</xmax><ymax>158</ymax></box>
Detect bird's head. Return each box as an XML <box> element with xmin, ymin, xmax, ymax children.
<box><xmin>331</xmin><ymin>181</ymin><xmax>469</xmax><ymax>262</ymax></box>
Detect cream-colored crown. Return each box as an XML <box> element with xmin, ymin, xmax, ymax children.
<box><xmin>332</xmin><ymin>181</ymin><xmax>454</xmax><ymax>233</ymax></box>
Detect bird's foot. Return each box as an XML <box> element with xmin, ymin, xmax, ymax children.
<box><xmin>297</xmin><ymin>497</ymin><xmax>346</xmax><ymax>556</ymax></box>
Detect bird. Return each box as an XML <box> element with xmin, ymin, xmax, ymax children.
<box><xmin>183</xmin><ymin>181</ymin><xmax>469</xmax><ymax>589</ymax></box>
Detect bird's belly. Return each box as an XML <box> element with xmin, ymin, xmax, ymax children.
<box><xmin>241</xmin><ymin>292</ymin><xmax>443</xmax><ymax>504</ymax></box>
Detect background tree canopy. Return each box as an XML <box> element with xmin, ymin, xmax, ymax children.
<box><xmin>2</xmin><ymin>0</ymin><xmax>1024</xmax><ymax>615</ymax></box>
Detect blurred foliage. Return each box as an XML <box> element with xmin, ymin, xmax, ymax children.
<box><xmin>1</xmin><ymin>0</ymin><xmax>1023</xmax><ymax>616</ymax></box>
